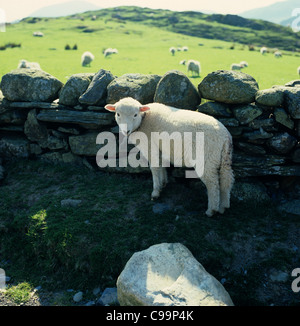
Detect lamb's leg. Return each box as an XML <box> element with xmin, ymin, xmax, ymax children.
<box><xmin>199</xmin><ymin>171</ymin><xmax>220</xmax><ymax>217</ymax></box>
<box><xmin>150</xmin><ymin>167</ymin><xmax>164</xmax><ymax>200</ymax></box>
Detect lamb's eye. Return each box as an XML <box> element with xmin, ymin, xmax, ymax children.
<box><xmin>134</xmin><ymin>113</ymin><xmax>138</xmax><ymax>118</ymax></box>
<box><xmin>117</xmin><ymin>113</ymin><xmax>120</xmax><ymax>117</ymax></box>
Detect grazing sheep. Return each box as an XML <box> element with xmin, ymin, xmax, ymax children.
<box><xmin>81</xmin><ymin>51</ymin><xmax>94</xmax><ymax>67</ymax></box>
<box><xmin>33</xmin><ymin>31</ymin><xmax>44</xmax><ymax>37</ymax></box>
<box><xmin>240</xmin><ymin>61</ymin><xmax>248</xmax><ymax>67</ymax></box>
<box><xmin>260</xmin><ymin>47</ymin><xmax>268</xmax><ymax>55</ymax></box>
<box><xmin>179</xmin><ymin>60</ymin><xmax>186</xmax><ymax>65</ymax></box>
<box><xmin>105</xmin><ymin>97</ymin><xmax>234</xmax><ymax>217</ymax></box>
<box><xmin>274</xmin><ymin>51</ymin><xmax>282</xmax><ymax>58</ymax></box>
<box><xmin>230</xmin><ymin>63</ymin><xmax>244</xmax><ymax>71</ymax></box>
<box><xmin>104</xmin><ymin>48</ymin><xmax>118</xmax><ymax>58</ymax></box>
<box><xmin>182</xmin><ymin>46</ymin><xmax>189</xmax><ymax>51</ymax></box>
<box><xmin>298</xmin><ymin>66</ymin><xmax>300</xmax><ymax>76</ymax></box>
<box><xmin>169</xmin><ymin>47</ymin><xmax>176</xmax><ymax>56</ymax></box>
<box><xmin>18</xmin><ymin>59</ymin><xmax>41</xmax><ymax>69</ymax></box>
<box><xmin>186</xmin><ymin>60</ymin><xmax>201</xmax><ymax>76</ymax></box>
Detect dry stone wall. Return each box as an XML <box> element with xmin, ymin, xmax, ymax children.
<box><xmin>0</xmin><ymin>68</ymin><xmax>299</xmax><ymax>179</ymax></box>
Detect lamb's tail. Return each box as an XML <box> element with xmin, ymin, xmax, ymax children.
<box><xmin>219</xmin><ymin>134</ymin><xmax>234</xmax><ymax>212</ymax></box>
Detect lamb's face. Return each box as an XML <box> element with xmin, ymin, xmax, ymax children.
<box><xmin>105</xmin><ymin>97</ymin><xmax>150</xmax><ymax>136</ymax></box>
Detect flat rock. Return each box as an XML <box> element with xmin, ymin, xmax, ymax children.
<box><xmin>117</xmin><ymin>243</ymin><xmax>234</xmax><ymax>306</ymax></box>
<box><xmin>0</xmin><ymin>69</ymin><xmax>63</xmax><ymax>102</ymax></box>
<box><xmin>267</xmin><ymin>132</ymin><xmax>297</xmax><ymax>154</ymax></box>
<box><xmin>197</xmin><ymin>101</ymin><xmax>232</xmax><ymax>117</ymax></box>
<box><xmin>283</xmin><ymin>87</ymin><xmax>300</xmax><ymax>119</ymax></box>
<box><xmin>107</xmin><ymin>73</ymin><xmax>161</xmax><ymax>104</ymax></box>
<box><xmin>198</xmin><ymin>70</ymin><xmax>258</xmax><ymax>104</ymax></box>
<box><xmin>154</xmin><ymin>70</ymin><xmax>200</xmax><ymax>109</ymax></box>
<box><xmin>255</xmin><ymin>88</ymin><xmax>284</xmax><ymax>106</ymax></box>
<box><xmin>233</xmin><ymin>104</ymin><xmax>263</xmax><ymax>125</ymax></box>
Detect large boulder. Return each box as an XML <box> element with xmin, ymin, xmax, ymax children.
<box><xmin>106</xmin><ymin>73</ymin><xmax>161</xmax><ymax>104</ymax></box>
<box><xmin>198</xmin><ymin>70</ymin><xmax>258</xmax><ymax>104</ymax></box>
<box><xmin>79</xmin><ymin>69</ymin><xmax>115</xmax><ymax>106</ymax></box>
<box><xmin>0</xmin><ymin>69</ymin><xmax>63</xmax><ymax>102</ymax></box>
<box><xmin>117</xmin><ymin>243</ymin><xmax>234</xmax><ymax>306</ymax></box>
<box><xmin>59</xmin><ymin>73</ymin><xmax>94</xmax><ymax>106</ymax></box>
<box><xmin>154</xmin><ymin>70</ymin><xmax>201</xmax><ymax>109</ymax></box>
<box><xmin>283</xmin><ymin>87</ymin><xmax>300</xmax><ymax>119</ymax></box>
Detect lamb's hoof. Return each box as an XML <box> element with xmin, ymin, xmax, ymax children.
<box><xmin>218</xmin><ymin>207</ymin><xmax>225</xmax><ymax>214</ymax></box>
<box><xmin>205</xmin><ymin>209</ymin><xmax>216</xmax><ymax>217</ymax></box>
<box><xmin>151</xmin><ymin>190</ymin><xmax>160</xmax><ymax>201</ymax></box>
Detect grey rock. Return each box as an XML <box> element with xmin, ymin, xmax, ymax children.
<box><xmin>267</xmin><ymin>132</ymin><xmax>297</xmax><ymax>154</ymax></box>
<box><xmin>274</xmin><ymin>107</ymin><xmax>294</xmax><ymax>129</ymax></box>
<box><xmin>97</xmin><ymin>288</ymin><xmax>118</xmax><ymax>306</ymax></box>
<box><xmin>59</xmin><ymin>73</ymin><xmax>94</xmax><ymax>106</ymax></box>
<box><xmin>0</xmin><ymin>69</ymin><xmax>63</xmax><ymax>102</ymax></box>
<box><xmin>79</xmin><ymin>69</ymin><xmax>115</xmax><ymax>106</ymax></box>
<box><xmin>24</xmin><ymin>109</ymin><xmax>48</xmax><ymax>147</ymax></box>
<box><xmin>117</xmin><ymin>243</ymin><xmax>234</xmax><ymax>306</ymax></box>
<box><xmin>243</xmin><ymin>128</ymin><xmax>273</xmax><ymax>141</ymax></box>
<box><xmin>69</xmin><ymin>132</ymin><xmax>103</xmax><ymax>156</ymax></box>
<box><xmin>235</xmin><ymin>142</ymin><xmax>266</xmax><ymax>155</ymax></box>
<box><xmin>285</xmin><ymin>80</ymin><xmax>300</xmax><ymax>87</ymax></box>
<box><xmin>0</xmin><ymin>108</ymin><xmax>27</xmax><ymax>125</ymax></box>
<box><xmin>107</xmin><ymin>73</ymin><xmax>161</xmax><ymax>104</ymax></box>
<box><xmin>283</xmin><ymin>87</ymin><xmax>300</xmax><ymax>119</ymax></box>
<box><xmin>37</xmin><ymin>109</ymin><xmax>115</xmax><ymax>129</ymax></box>
<box><xmin>0</xmin><ymin>134</ymin><xmax>30</xmax><ymax>158</ymax></box>
<box><xmin>233</xmin><ymin>104</ymin><xmax>263</xmax><ymax>125</ymax></box>
<box><xmin>154</xmin><ymin>70</ymin><xmax>200</xmax><ymax>109</ymax></box>
<box><xmin>73</xmin><ymin>291</ymin><xmax>83</xmax><ymax>303</ymax></box>
<box><xmin>197</xmin><ymin>101</ymin><xmax>232</xmax><ymax>117</ymax></box>
<box><xmin>255</xmin><ymin>88</ymin><xmax>284</xmax><ymax>106</ymax></box>
<box><xmin>61</xmin><ymin>199</ymin><xmax>82</xmax><ymax>207</ymax></box>
<box><xmin>248</xmin><ymin>118</ymin><xmax>275</xmax><ymax>130</ymax></box>
<box><xmin>218</xmin><ymin>118</ymin><xmax>239</xmax><ymax>127</ymax></box>
<box><xmin>198</xmin><ymin>70</ymin><xmax>258</xmax><ymax>104</ymax></box>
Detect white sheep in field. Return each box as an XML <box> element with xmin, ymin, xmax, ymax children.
<box><xmin>81</xmin><ymin>51</ymin><xmax>94</xmax><ymax>66</ymax></box>
<box><xmin>240</xmin><ymin>61</ymin><xmax>248</xmax><ymax>67</ymax></box>
<box><xmin>105</xmin><ymin>97</ymin><xmax>234</xmax><ymax>217</ymax></box>
<box><xmin>298</xmin><ymin>66</ymin><xmax>300</xmax><ymax>76</ymax></box>
<box><xmin>260</xmin><ymin>46</ymin><xmax>268</xmax><ymax>55</ymax></box>
<box><xmin>230</xmin><ymin>63</ymin><xmax>244</xmax><ymax>71</ymax></box>
<box><xmin>187</xmin><ymin>60</ymin><xmax>201</xmax><ymax>76</ymax></box>
<box><xmin>274</xmin><ymin>51</ymin><xmax>282</xmax><ymax>58</ymax></box>
<box><xmin>169</xmin><ymin>47</ymin><xmax>176</xmax><ymax>56</ymax></box>
<box><xmin>18</xmin><ymin>59</ymin><xmax>41</xmax><ymax>69</ymax></box>
<box><xmin>104</xmin><ymin>48</ymin><xmax>118</xmax><ymax>58</ymax></box>
<box><xmin>182</xmin><ymin>46</ymin><xmax>189</xmax><ymax>51</ymax></box>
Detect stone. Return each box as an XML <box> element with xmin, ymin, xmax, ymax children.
<box><xmin>24</xmin><ymin>109</ymin><xmax>48</xmax><ymax>147</ymax></box>
<box><xmin>273</xmin><ymin>107</ymin><xmax>294</xmax><ymax>129</ymax></box>
<box><xmin>0</xmin><ymin>134</ymin><xmax>30</xmax><ymax>158</ymax></box>
<box><xmin>231</xmin><ymin>180</ymin><xmax>270</xmax><ymax>203</ymax></box>
<box><xmin>233</xmin><ymin>104</ymin><xmax>263</xmax><ymax>125</ymax></box>
<box><xmin>0</xmin><ymin>69</ymin><xmax>63</xmax><ymax>102</ymax></box>
<box><xmin>97</xmin><ymin>288</ymin><xmax>118</xmax><ymax>306</ymax></box>
<box><xmin>79</xmin><ymin>69</ymin><xmax>115</xmax><ymax>106</ymax></box>
<box><xmin>285</xmin><ymin>80</ymin><xmax>300</xmax><ymax>87</ymax></box>
<box><xmin>37</xmin><ymin>109</ymin><xmax>115</xmax><ymax>129</ymax></box>
<box><xmin>69</xmin><ymin>132</ymin><xmax>103</xmax><ymax>156</ymax></box>
<box><xmin>255</xmin><ymin>88</ymin><xmax>284</xmax><ymax>106</ymax></box>
<box><xmin>248</xmin><ymin>118</ymin><xmax>275</xmax><ymax>130</ymax></box>
<box><xmin>269</xmin><ymin>270</ymin><xmax>289</xmax><ymax>282</ymax></box>
<box><xmin>197</xmin><ymin>101</ymin><xmax>232</xmax><ymax>117</ymax></box>
<box><xmin>59</xmin><ymin>73</ymin><xmax>94</xmax><ymax>106</ymax></box>
<box><xmin>283</xmin><ymin>87</ymin><xmax>300</xmax><ymax>119</ymax></box>
<box><xmin>73</xmin><ymin>291</ymin><xmax>83</xmax><ymax>303</ymax></box>
<box><xmin>107</xmin><ymin>73</ymin><xmax>161</xmax><ymax>104</ymax></box>
<box><xmin>198</xmin><ymin>70</ymin><xmax>258</xmax><ymax>104</ymax></box>
<box><xmin>0</xmin><ymin>108</ymin><xmax>27</xmax><ymax>125</ymax></box>
<box><xmin>267</xmin><ymin>132</ymin><xmax>297</xmax><ymax>154</ymax></box>
<box><xmin>154</xmin><ymin>70</ymin><xmax>201</xmax><ymax>109</ymax></box>
<box><xmin>277</xmin><ymin>200</ymin><xmax>300</xmax><ymax>216</ymax></box>
<box><xmin>218</xmin><ymin>118</ymin><xmax>239</xmax><ymax>127</ymax></box>
<box><xmin>235</xmin><ymin>142</ymin><xmax>266</xmax><ymax>155</ymax></box>
<box><xmin>117</xmin><ymin>243</ymin><xmax>234</xmax><ymax>306</ymax></box>
<box><xmin>61</xmin><ymin>199</ymin><xmax>82</xmax><ymax>207</ymax></box>
<box><xmin>243</xmin><ymin>128</ymin><xmax>273</xmax><ymax>141</ymax></box>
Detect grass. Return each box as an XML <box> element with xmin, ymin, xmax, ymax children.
<box><xmin>0</xmin><ymin>9</ymin><xmax>299</xmax><ymax>91</ymax></box>
<box><xmin>0</xmin><ymin>159</ymin><xmax>300</xmax><ymax>305</ymax></box>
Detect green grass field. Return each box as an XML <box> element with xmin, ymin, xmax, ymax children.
<box><xmin>0</xmin><ymin>13</ymin><xmax>299</xmax><ymax>91</ymax></box>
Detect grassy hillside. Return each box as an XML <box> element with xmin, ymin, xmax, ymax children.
<box><xmin>0</xmin><ymin>6</ymin><xmax>299</xmax><ymax>92</ymax></box>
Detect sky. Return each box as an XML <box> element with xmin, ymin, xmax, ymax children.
<box><xmin>1</xmin><ymin>0</ymin><xmax>286</xmax><ymax>22</ymax></box>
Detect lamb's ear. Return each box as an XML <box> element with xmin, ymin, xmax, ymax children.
<box><xmin>104</xmin><ymin>104</ymin><xmax>116</xmax><ymax>112</ymax></box>
<box><xmin>139</xmin><ymin>106</ymin><xmax>150</xmax><ymax>112</ymax></box>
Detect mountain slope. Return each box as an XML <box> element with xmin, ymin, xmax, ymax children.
<box><xmin>240</xmin><ymin>0</ymin><xmax>299</xmax><ymax>25</ymax></box>
<box><xmin>29</xmin><ymin>0</ymin><xmax>101</xmax><ymax>18</ymax></box>
<box><xmin>82</xmin><ymin>6</ymin><xmax>299</xmax><ymax>51</ymax></box>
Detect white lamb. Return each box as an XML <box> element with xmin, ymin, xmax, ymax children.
<box><xmin>104</xmin><ymin>48</ymin><xmax>118</xmax><ymax>58</ymax></box>
<box><xmin>81</xmin><ymin>51</ymin><xmax>94</xmax><ymax>66</ymax></box>
<box><xmin>184</xmin><ymin>60</ymin><xmax>201</xmax><ymax>76</ymax></box>
<box><xmin>230</xmin><ymin>63</ymin><xmax>244</xmax><ymax>70</ymax></box>
<box><xmin>260</xmin><ymin>47</ymin><xmax>268</xmax><ymax>55</ymax></box>
<box><xmin>105</xmin><ymin>97</ymin><xmax>234</xmax><ymax>217</ymax></box>
<box><xmin>182</xmin><ymin>46</ymin><xmax>189</xmax><ymax>51</ymax></box>
<box><xmin>274</xmin><ymin>51</ymin><xmax>282</xmax><ymax>58</ymax></box>
<box><xmin>18</xmin><ymin>59</ymin><xmax>41</xmax><ymax>69</ymax></box>
<box><xmin>169</xmin><ymin>47</ymin><xmax>176</xmax><ymax>56</ymax></box>
<box><xmin>240</xmin><ymin>61</ymin><xmax>248</xmax><ymax>67</ymax></box>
